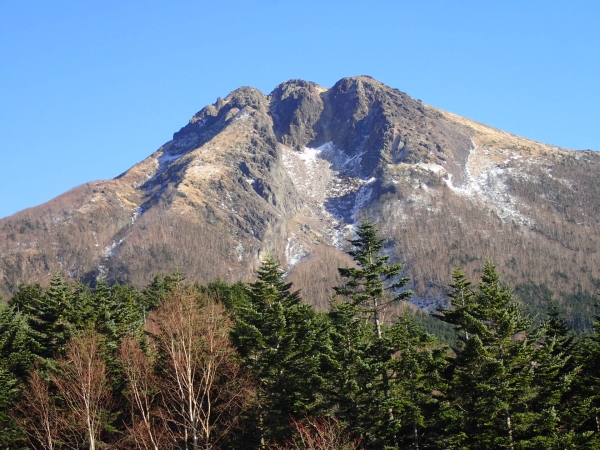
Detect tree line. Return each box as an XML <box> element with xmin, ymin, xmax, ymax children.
<box><xmin>2</xmin><ymin>220</ymin><xmax>600</xmax><ymax>449</ymax></box>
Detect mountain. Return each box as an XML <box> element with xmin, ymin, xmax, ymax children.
<box><xmin>2</xmin><ymin>76</ymin><xmax>600</xmax><ymax>327</ymax></box>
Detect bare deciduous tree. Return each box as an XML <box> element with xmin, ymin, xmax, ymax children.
<box><xmin>118</xmin><ymin>336</ymin><xmax>168</xmax><ymax>450</ymax></box>
<box><xmin>53</xmin><ymin>330</ymin><xmax>112</xmax><ymax>450</ymax></box>
<box><xmin>147</xmin><ymin>287</ymin><xmax>253</xmax><ymax>450</ymax></box>
<box><xmin>269</xmin><ymin>416</ymin><xmax>361</xmax><ymax>450</ymax></box>
<box><xmin>12</xmin><ymin>369</ymin><xmax>62</xmax><ymax>450</ymax></box>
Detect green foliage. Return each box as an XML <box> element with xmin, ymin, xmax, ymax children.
<box><xmin>142</xmin><ymin>270</ymin><xmax>187</xmax><ymax>309</ymax></box>
<box><xmin>325</xmin><ymin>300</ymin><xmax>446</xmax><ymax>449</ymax></box>
<box><xmin>335</xmin><ymin>220</ymin><xmax>411</xmax><ymax>337</ymax></box>
<box><xmin>329</xmin><ymin>222</ymin><xmax>445</xmax><ymax>449</ymax></box>
<box><xmin>232</xmin><ymin>257</ymin><xmax>331</xmax><ymax>446</ymax></box>
<box><xmin>10</xmin><ymin>275</ymin><xmax>73</xmax><ymax>359</ymax></box>
<box><xmin>567</xmin><ymin>304</ymin><xmax>600</xmax><ymax>447</ymax></box>
<box><xmin>0</xmin><ymin>301</ymin><xmax>37</xmax><ymax>446</ymax></box>
<box><xmin>324</xmin><ymin>300</ymin><xmax>378</xmax><ymax>438</ymax></box>
<box><xmin>561</xmin><ymin>288</ymin><xmax>597</xmax><ymax>332</ymax></box>
<box><xmin>435</xmin><ymin>267</ymin><xmax>477</xmax><ymax>345</ymax></box>
<box><xmin>3</xmin><ymin>240</ymin><xmax>600</xmax><ymax>448</ymax></box>
<box><xmin>199</xmin><ymin>278</ymin><xmax>250</xmax><ymax>313</ymax></box>
<box><xmin>413</xmin><ymin>308</ymin><xmax>457</xmax><ymax>346</ymax></box>
<box><xmin>386</xmin><ymin>316</ymin><xmax>446</xmax><ymax>449</ymax></box>
<box><xmin>436</xmin><ymin>262</ymin><xmax>581</xmax><ymax>449</ymax></box>
<box><xmin>11</xmin><ymin>274</ymin><xmax>152</xmax><ymax>360</ymax></box>
<box><xmin>514</xmin><ymin>281</ymin><xmax>598</xmax><ymax>334</ymax></box>
<box><xmin>0</xmin><ymin>366</ymin><xmax>21</xmax><ymax>447</ymax></box>
<box><xmin>0</xmin><ymin>302</ymin><xmax>36</xmax><ymax>380</ymax></box>
<box><xmin>514</xmin><ymin>281</ymin><xmax>553</xmax><ymax>312</ymax></box>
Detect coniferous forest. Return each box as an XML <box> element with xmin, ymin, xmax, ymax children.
<box><xmin>2</xmin><ymin>221</ymin><xmax>600</xmax><ymax>449</ymax></box>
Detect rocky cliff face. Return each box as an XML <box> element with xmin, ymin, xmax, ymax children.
<box><xmin>2</xmin><ymin>76</ymin><xmax>600</xmax><ymax>326</ymax></box>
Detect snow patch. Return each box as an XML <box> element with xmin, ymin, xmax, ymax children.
<box><xmin>285</xmin><ymin>234</ymin><xmax>309</xmax><ymax>267</ymax></box>
<box><xmin>103</xmin><ymin>239</ymin><xmax>124</xmax><ymax>258</ymax></box>
<box><xmin>416</xmin><ymin>163</ymin><xmax>446</xmax><ymax>175</ymax></box>
<box><xmin>444</xmin><ymin>145</ymin><xmax>534</xmax><ymax>226</ymax></box>
<box><xmin>298</xmin><ymin>147</ymin><xmax>322</xmax><ymax>164</ymax></box>
<box><xmin>351</xmin><ymin>178</ymin><xmax>376</xmax><ymax>221</ymax></box>
<box><xmin>281</xmin><ymin>142</ymin><xmax>378</xmax><ymax>248</ymax></box>
<box><xmin>233</xmin><ymin>111</ymin><xmax>251</xmax><ymax>122</ymax></box>
<box><xmin>235</xmin><ymin>241</ymin><xmax>245</xmax><ymax>262</ymax></box>
<box><xmin>158</xmin><ymin>151</ymin><xmax>186</xmax><ymax>165</ymax></box>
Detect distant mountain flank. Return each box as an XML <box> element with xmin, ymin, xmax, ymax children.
<box><xmin>2</xmin><ymin>76</ymin><xmax>599</xmax><ymax>328</ymax></box>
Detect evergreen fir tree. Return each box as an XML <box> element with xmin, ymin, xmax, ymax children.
<box><xmin>232</xmin><ymin>257</ymin><xmax>330</xmax><ymax>447</ymax></box>
<box><xmin>569</xmin><ymin>304</ymin><xmax>600</xmax><ymax>447</ymax></box>
<box><xmin>386</xmin><ymin>315</ymin><xmax>446</xmax><ymax>449</ymax></box>
<box><xmin>68</xmin><ymin>281</ymin><xmax>97</xmax><ymax>329</ymax></box>
<box><xmin>326</xmin><ymin>300</ymin><xmax>446</xmax><ymax>449</ymax></box>
<box><xmin>142</xmin><ymin>270</ymin><xmax>186</xmax><ymax>310</ymax></box>
<box><xmin>330</xmin><ymin>220</ymin><xmax>418</xmax><ymax>448</ymax></box>
<box><xmin>0</xmin><ymin>366</ymin><xmax>21</xmax><ymax>447</ymax></box>
<box><xmin>0</xmin><ymin>301</ymin><xmax>37</xmax><ymax>446</ymax></box>
<box><xmin>436</xmin><ymin>262</ymin><xmax>549</xmax><ymax>449</ymax></box>
<box><xmin>0</xmin><ymin>302</ymin><xmax>36</xmax><ymax>379</ymax></box>
<box><xmin>325</xmin><ymin>300</ymin><xmax>379</xmax><ymax>442</ymax></box>
<box><xmin>91</xmin><ymin>280</ymin><xmax>118</xmax><ymax>336</ymax></box>
<box><xmin>8</xmin><ymin>283</ymin><xmax>44</xmax><ymax>317</ymax></box>
<box><xmin>334</xmin><ymin>220</ymin><xmax>411</xmax><ymax>338</ymax></box>
<box><xmin>435</xmin><ymin>267</ymin><xmax>477</xmax><ymax>344</ymax></box>
<box><xmin>537</xmin><ymin>302</ymin><xmax>578</xmax><ymax>408</ymax></box>
<box><xmin>110</xmin><ymin>282</ymin><xmax>147</xmax><ymax>336</ymax></box>
<box><xmin>526</xmin><ymin>310</ymin><xmax>579</xmax><ymax>448</ymax></box>
<box><xmin>200</xmin><ymin>278</ymin><xmax>249</xmax><ymax>315</ymax></box>
<box><xmin>10</xmin><ymin>275</ymin><xmax>73</xmax><ymax>359</ymax></box>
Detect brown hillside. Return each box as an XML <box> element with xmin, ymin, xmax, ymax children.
<box><xmin>2</xmin><ymin>76</ymin><xmax>599</xmax><ymax>328</ymax></box>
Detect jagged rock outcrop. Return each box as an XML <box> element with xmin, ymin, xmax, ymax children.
<box><xmin>2</xmin><ymin>76</ymin><xmax>600</xmax><ymax>327</ymax></box>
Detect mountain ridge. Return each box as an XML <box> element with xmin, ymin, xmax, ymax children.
<box><xmin>2</xmin><ymin>76</ymin><xmax>599</xmax><ymax>328</ymax></box>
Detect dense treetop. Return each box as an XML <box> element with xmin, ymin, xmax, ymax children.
<box><xmin>1</xmin><ymin>222</ymin><xmax>599</xmax><ymax>449</ymax></box>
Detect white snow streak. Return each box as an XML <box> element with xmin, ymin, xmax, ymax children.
<box><xmin>282</xmin><ymin>142</ymin><xmax>378</xmax><ymax>248</ymax></box>
<box><xmin>442</xmin><ymin>146</ymin><xmax>534</xmax><ymax>226</ymax></box>
<box><xmin>285</xmin><ymin>234</ymin><xmax>309</xmax><ymax>267</ymax></box>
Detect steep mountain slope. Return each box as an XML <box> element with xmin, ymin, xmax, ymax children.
<box><xmin>2</xmin><ymin>76</ymin><xmax>599</xmax><ymax>326</ymax></box>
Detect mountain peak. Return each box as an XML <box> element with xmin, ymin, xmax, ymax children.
<box><xmin>1</xmin><ymin>76</ymin><xmax>599</xmax><ymax>325</ymax></box>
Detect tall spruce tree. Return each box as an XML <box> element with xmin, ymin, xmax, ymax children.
<box><xmin>436</xmin><ymin>262</ymin><xmax>571</xmax><ymax>449</ymax></box>
<box><xmin>199</xmin><ymin>279</ymin><xmax>249</xmax><ymax>315</ymax></box>
<box><xmin>440</xmin><ymin>261</ymin><xmax>534</xmax><ymax>449</ymax></box>
<box><xmin>334</xmin><ymin>220</ymin><xmax>411</xmax><ymax>338</ymax></box>
<box><xmin>142</xmin><ymin>271</ymin><xmax>186</xmax><ymax>310</ymax></box>
<box><xmin>0</xmin><ymin>301</ymin><xmax>37</xmax><ymax>446</ymax></box>
<box><xmin>0</xmin><ymin>366</ymin><xmax>22</xmax><ymax>448</ymax></box>
<box><xmin>0</xmin><ymin>302</ymin><xmax>36</xmax><ymax>380</ymax></box>
<box><xmin>331</xmin><ymin>221</ymin><xmax>440</xmax><ymax>449</ymax></box>
<box><xmin>325</xmin><ymin>301</ymin><xmax>380</xmax><ymax>443</ymax></box>
<box><xmin>569</xmin><ymin>304</ymin><xmax>600</xmax><ymax>447</ymax></box>
<box><xmin>526</xmin><ymin>303</ymin><xmax>580</xmax><ymax>447</ymax></box>
<box><xmin>10</xmin><ymin>275</ymin><xmax>73</xmax><ymax>359</ymax></box>
<box><xmin>231</xmin><ymin>257</ymin><xmax>330</xmax><ymax>447</ymax></box>
<box><xmin>434</xmin><ymin>268</ymin><xmax>477</xmax><ymax>343</ymax></box>
<box><xmin>386</xmin><ymin>315</ymin><xmax>445</xmax><ymax>449</ymax></box>
<box><xmin>326</xmin><ymin>301</ymin><xmax>445</xmax><ymax>449</ymax></box>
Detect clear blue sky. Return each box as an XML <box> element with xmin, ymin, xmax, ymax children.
<box><xmin>1</xmin><ymin>1</ymin><xmax>599</xmax><ymax>219</ymax></box>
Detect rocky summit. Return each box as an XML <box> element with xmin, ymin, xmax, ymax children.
<box><xmin>2</xmin><ymin>76</ymin><xmax>600</xmax><ymax>325</ymax></box>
